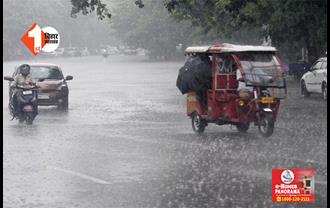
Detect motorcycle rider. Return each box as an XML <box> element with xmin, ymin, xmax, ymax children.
<box><xmin>10</xmin><ymin>64</ymin><xmax>36</xmax><ymax>116</ymax></box>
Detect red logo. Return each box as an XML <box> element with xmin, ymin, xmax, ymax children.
<box><xmin>272</xmin><ymin>169</ymin><xmax>315</xmax><ymax>203</ymax></box>
<box><xmin>21</xmin><ymin>23</ymin><xmax>60</xmax><ymax>56</ymax></box>
<box><xmin>21</xmin><ymin>23</ymin><xmax>46</xmax><ymax>56</ymax></box>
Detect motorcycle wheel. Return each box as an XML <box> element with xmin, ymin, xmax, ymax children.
<box><xmin>258</xmin><ymin>113</ymin><xmax>274</xmax><ymax>137</ymax></box>
<box><xmin>19</xmin><ymin>117</ymin><xmax>25</xmax><ymax>124</ymax></box>
<box><xmin>25</xmin><ymin>112</ymin><xmax>34</xmax><ymax>125</ymax></box>
<box><xmin>236</xmin><ymin>122</ymin><xmax>250</xmax><ymax>133</ymax></box>
<box><xmin>191</xmin><ymin>112</ymin><xmax>206</xmax><ymax>133</ymax></box>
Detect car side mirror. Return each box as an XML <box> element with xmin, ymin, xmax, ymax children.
<box><xmin>65</xmin><ymin>75</ymin><xmax>73</xmax><ymax>81</ymax></box>
<box><xmin>4</xmin><ymin>76</ymin><xmax>14</xmax><ymax>81</ymax></box>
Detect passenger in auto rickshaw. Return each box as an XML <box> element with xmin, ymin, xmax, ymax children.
<box><xmin>236</xmin><ymin>68</ymin><xmax>253</xmax><ymax>100</ymax></box>
<box><xmin>196</xmin><ymin>54</ymin><xmax>212</xmax><ymax>108</ymax></box>
<box><xmin>216</xmin><ymin>55</ymin><xmax>252</xmax><ymax>100</ymax></box>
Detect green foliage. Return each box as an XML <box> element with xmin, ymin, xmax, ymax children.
<box><xmin>164</xmin><ymin>0</ymin><xmax>327</xmax><ymax>62</ymax></box>
<box><xmin>110</xmin><ymin>0</ymin><xmax>194</xmax><ymax>59</ymax></box>
<box><xmin>68</xmin><ymin>0</ymin><xmax>327</xmax><ymax>62</ymax></box>
<box><xmin>70</xmin><ymin>0</ymin><xmax>111</xmax><ymax>20</ymax></box>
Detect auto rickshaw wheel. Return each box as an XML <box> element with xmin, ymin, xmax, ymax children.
<box><xmin>191</xmin><ymin>112</ymin><xmax>206</xmax><ymax>133</ymax></box>
<box><xmin>236</xmin><ymin>122</ymin><xmax>250</xmax><ymax>133</ymax></box>
<box><xmin>258</xmin><ymin>113</ymin><xmax>274</xmax><ymax>137</ymax></box>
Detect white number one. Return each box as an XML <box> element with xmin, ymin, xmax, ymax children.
<box><xmin>28</xmin><ymin>25</ymin><xmax>42</xmax><ymax>53</ymax></box>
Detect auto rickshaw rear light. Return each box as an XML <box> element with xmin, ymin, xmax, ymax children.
<box><xmin>239</xmin><ymin>100</ymin><xmax>244</xmax><ymax>106</ymax></box>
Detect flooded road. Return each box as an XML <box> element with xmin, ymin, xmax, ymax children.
<box><xmin>3</xmin><ymin>56</ymin><xmax>327</xmax><ymax>208</ymax></box>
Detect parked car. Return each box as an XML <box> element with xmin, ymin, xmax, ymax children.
<box><xmin>90</xmin><ymin>48</ymin><xmax>99</xmax><ymax>55</ymax></box>
<box><xmin>5</xmin><ymin>63</ymin><xmax>73</xmax><ymax>110</ymax></box>
<box><xmin>63</xmin><ymin>47</ymin><xmax>80</xmax><ymax>57</ymax></box>
<box><xmin>300</xmin><ymin>57</ymin><xmax>327</xmax><ymax>100</ymax></box>
<box><xmin>106</xmin><ymin>46</ymin><xmax>120</xmax><ymax>55</ymax></box>
<box><xmin>79</xmin><ymin>47</ymin><xmax>90</xmax><ymax>56</ymax></box>
<box><xmin>136</xmin><ymin>48</ymin><xmax>147</xmax><ymax>56</ymax></box>
<box><xmin>39</xmin><ymin>50</ymin><xmax>57</xmax><ymax>57</ymax></box>
<box><xmin>54</xmin><ymin>48</ymin><xmax>65</xmax><ymax>56</ymax></box>
<box><xmin>122</xmin><ymin>48</ymin><xmax>138</xmax><ymax>55</ymax></box>
<box><xmin>41</xmin><ymin>48</ymin><xmax>65</xmax><ymax>57</ymax></box>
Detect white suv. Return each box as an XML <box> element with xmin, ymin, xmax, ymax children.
<box><xmin>301</xmin><ymin>57</ymin><xmax>327</xmax><ymax>100</ymax></box>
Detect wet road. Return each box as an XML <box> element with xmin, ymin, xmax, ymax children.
<box><xmin>3</xmin><ymin>56</ymin><xmax>327</xmax><ymax>208</ymax></box>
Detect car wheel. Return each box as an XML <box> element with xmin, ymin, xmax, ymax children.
<box><xmin>322</xmin><ymin>83</ymin><xmax>327</xmax><ymax>101</ymax></box>
<box><xmin>301</xmin><ymin>80</ymin><xmax>310</xmax><ymax>97</ymax></box>
<box><xmin>191</xmin><ymin>112</ymin><xmax>206</xmax><ymax>133</ymax></box>
<box><xmin>58</xmin><ymin>96</ymin><xmax>69</xmax><ymax>111</ymax></box>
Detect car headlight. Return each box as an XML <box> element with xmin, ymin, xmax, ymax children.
<box><xmin>57</xmin><ymin>84</ymin><xmax>67</xmax><ymax>90</ymax></box>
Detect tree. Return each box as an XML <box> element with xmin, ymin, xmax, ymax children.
<box><xmin>70</xmin><ymin>0</ymin><xmax>327</xmax><ymax>62</ymax></box>
<box><xmin>70</xmin><ymin>0</ymin><xmax>111</xmax><ymax>20</ymax></box>
<box><xmin>164</xmin><ymin>0</ymin><xmax>327</xmax><ymax>62</ymax></box>
<box><xmin>110</xmin><ymin>0</ymin><xmax>195</xmax><ymax>59</ymax></box>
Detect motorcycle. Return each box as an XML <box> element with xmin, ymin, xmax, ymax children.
<box><xmin>102</xmin><ymin>52</ymin><xmax>109</xmax><ymax>58</ymax></box>
<box><xmin>4</xmin><ymin>76</ymin><xmax>40</xmax><ymax>125</ymax></box>
<box><xmin>101</xmin><ymin>49</ymin><xmax>109</xmax><ymax>58</ymax></box>
<box><xmin>10</xmin><ymin>85</ymin><xmax>39</xmax><ymax>125</ymax></box>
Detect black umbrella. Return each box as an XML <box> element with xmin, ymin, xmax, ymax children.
<box><xmin>176</xmin><ymin>55</ymin><xmax>212</xmax><ymax>94</ymax></box>
<box><xmin>176</xmin><ymin>66</ymin><xmax>192</xmax><ymax>94</ymax></box>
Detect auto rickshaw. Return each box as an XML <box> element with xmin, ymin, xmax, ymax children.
<box><xmin>184</xmin><ymin>43</ymin><xmax>287</xmax><ymax>137</ymax></box>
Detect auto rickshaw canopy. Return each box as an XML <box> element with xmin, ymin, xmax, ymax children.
<box><xmin>185</xmin><ymin>43</ymin><xmax>277</xmax><ymax>55</ymax></box>
<box><xmin>184</xmin><ymin>43</ymin><xmax>286</xmax><ymax>92</ymax></box>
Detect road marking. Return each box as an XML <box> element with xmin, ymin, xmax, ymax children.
<box><xmin>48</xmin><ymin>166</ymin><xmax>110</xmax><ymax>185</ymax></box>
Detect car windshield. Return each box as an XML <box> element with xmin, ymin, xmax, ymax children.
<box><xmin>29</xmin><ymin>66</ymin><xmax>63</xmax><ymax>81</ymax></box>
<box><xmin>235</xmin><ymin>52</ymin><xmax>285</xmax><ymax>88</ymax></box>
